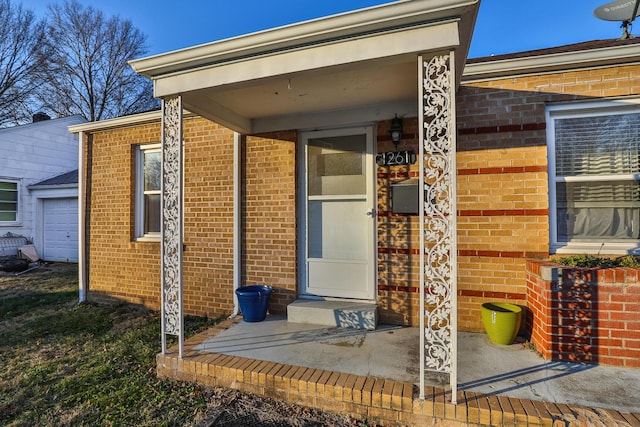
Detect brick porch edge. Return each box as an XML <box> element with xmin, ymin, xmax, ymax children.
<box><xmin>157</xmin><ymin>318</ymin><xmax>640</xmax><ymax>426</ymax></box>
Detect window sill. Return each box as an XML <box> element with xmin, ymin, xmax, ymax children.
<box><xmin>134</xmin><ymin>235</ymin><xmax>161</xmax><ymax>243</ymax></box>
<box><xmin>0</xmin><ymin>222</ymin><xmax>22</xmax><ymax>227</ymax></box>
<box><xmin>552</xmin><ymin>242</ymin><xmax>640</xmax><ymax>255</ymax></box>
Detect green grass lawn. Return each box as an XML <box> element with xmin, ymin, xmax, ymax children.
<box><xmin>0</xmin><ymin>264</ymin><xmax>220</xmax><ymax>426</ymax></box>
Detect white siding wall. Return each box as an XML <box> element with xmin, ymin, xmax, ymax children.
<box><xmin>0</xmin><ymin>115</ymin><xmax>85</xmax><ymax>243</ymax></box>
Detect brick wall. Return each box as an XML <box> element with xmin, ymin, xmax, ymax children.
<box><xmin>455</xmin><ymin>63</ymin><xmax>640</xmax><ymax>331</ymax></box>
<box><xmin>376</xmin><ymin>118</ymin><xmax>421</xmax><ymax>325</ymax></box>
<box><xmin>86</xmin><ymin>122</ymin><xmax>162</xmax><ymax>308</ymax></box>
<box><xmin>243</xmin><ymin>132</ymin><xmax>298</xmax><ymax>314</ymax></box>
<box><xmin>85</xmin><ymin>118</ymin><xmax>298</xmax><ymax>318</ymax></box>
<box><xmin>377</xmin><ymin>63</ymin><xmax>640</xmax><ymax>329</ymax></box>
<box><xmin>182</xmin><ymin>119</ymin><xmax>236</xmax><ymax>317</ymax></box>
<box><xmin>526</xmin><ymin>260</ymin><xmax>640</xmax><ymax>368</ymax></box>
<box><xmin>85</xmin><ymin>63</ymin><xmax>640</xmax><ymax>332</ymax></box>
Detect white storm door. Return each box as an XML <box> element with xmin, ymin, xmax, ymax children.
<box><xmin>302</xmin><ymin>127</ymin><xmax>375</xmax><ymax>300</ymax></box>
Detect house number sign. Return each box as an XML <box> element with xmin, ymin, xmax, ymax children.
<box><xmin>376</xmin><ymin>150</ymin><xmax>416</xmax><ymax>166</ymax></box>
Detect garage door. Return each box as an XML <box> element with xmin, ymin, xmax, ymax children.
<box><xmin>43</xmin><ymin>198</ymin><xmax>78</xmax><ymax>262</ymax></box>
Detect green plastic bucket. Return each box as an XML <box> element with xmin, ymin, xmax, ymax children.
<box><xmin>481</xmin><ymin>302</ymin><xmax>522</xmax><ymax>345</ymax></box>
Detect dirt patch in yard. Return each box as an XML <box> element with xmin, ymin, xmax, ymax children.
<box><xmin>194</xmin><ymin>387</ymin><xmax>364</xmax><ymax>426</ymax></box>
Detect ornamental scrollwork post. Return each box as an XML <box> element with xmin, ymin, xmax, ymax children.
<box><xmin>419</xmin><ymin>52</ymin><xmax>458</xmax><ymax>402</ymax></box>
<box><xmin>161</xmin><ymin>95</ymin><xmax>184</xmax><ymax>357</ymax></box>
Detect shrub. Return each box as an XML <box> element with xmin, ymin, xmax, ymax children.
<box><xmin>557</xmin><ymin>254</ymin><xmax>640</xmax><ymax>268</ymax></box>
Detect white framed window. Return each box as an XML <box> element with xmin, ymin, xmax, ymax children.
<box><xmin>0</xmin><ymin>180</ymin><xmax>19</xmax><ymax>223</ymax></box>
<box><xmin>547</xmin><ymin>99</ymin><xmax>640</xmax><ymax>254</ymax></box>
<box><xmin>135</xmin><ymin>144</ymin><xmax>161</xmax><ymax>240</ymax></box>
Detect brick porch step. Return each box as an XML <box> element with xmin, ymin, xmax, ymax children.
<box><xmin>286</xmin><ymin>299</ymin><xmax>377</xmax><ymax>330</ymax></box>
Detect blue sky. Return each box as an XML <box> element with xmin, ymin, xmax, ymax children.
<box><xmin>18</xmin><ymin>0</ymin><xmax>634</xmax><ymax>58</ymax></box>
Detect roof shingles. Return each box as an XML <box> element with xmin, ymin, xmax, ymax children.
<box><xmin>31</xmin><ymin>169</ymin><xmax>78</xmax><ymax>187</ymax></box>
<box><xmin>468</xmin><ymin>37</ymin><xmax>640</xmax><ymax>63</ymax></box>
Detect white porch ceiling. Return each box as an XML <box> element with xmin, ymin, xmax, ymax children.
<box><xmin>182</xmin><ymin>56</ymin><xmax>419</xmax><ymax>134</ymax></box>
<box><xmin>130</xmin><ymin>0</ymin><xmax>480</xmax><ymax>134</ymax></box>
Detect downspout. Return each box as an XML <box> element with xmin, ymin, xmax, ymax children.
<box><xmin>230</xmin><ymin>131</ymin><xmax>242</xmax><ymax>317</ymax></box>
<box><xmin>77</xmin><ymin>131</ymin><xmax>88</xmax><ymax>303</ymax></box>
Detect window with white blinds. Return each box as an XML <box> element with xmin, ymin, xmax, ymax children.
<box><xmin>555</xmin><ymin>113</ymin><xmax>640</xmax><ymax>176</ymax></box>
<box><xmin>548</xmin><ymin>102</ymin><xmax>640</xmax><ymax>251</ymax></box>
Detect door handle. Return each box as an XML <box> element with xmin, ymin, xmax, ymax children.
<box><xmin>366</xmin><ymin>209</ymin><xmax>376</xmax><ymax>217</ymax></box>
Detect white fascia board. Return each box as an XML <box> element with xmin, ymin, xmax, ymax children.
<box><xmin>130</xmin><ymin>0</ymin><xmax>477</xmax><ymax>78</ymax></box>
<box><xmin>154</xmin><ymin>21</ymin><xmax>460</xmax><ymax>97</ymax></box>
<box><xmin>462</xmin><ymin>44</ymin><xmax>640</xmax><ymax>82</ymax></box>
<box><xmin>67</xmin><ymin>110</ymin><xmax>162</xmax><ymax>134</ymax></box>
<box><xmin>67</xmin><ymin>110</ymin><xmax>198</xmax><ymax>134</ymax></box>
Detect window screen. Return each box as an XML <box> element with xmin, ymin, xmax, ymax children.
<box><xmin>553</xmin><ymin>112</ymin><xmax>640</xmax><ymax>242</ymax></box>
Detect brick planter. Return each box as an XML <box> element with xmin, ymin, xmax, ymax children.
<box><xmin>526</xmin><ymin>260</ymin><xmax>640</xmax><ymax>368</ymax></box>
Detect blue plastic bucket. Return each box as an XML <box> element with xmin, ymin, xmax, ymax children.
<box><xmin>235</xmin><ymin>285</ymin><xmax>272</xmax><ymax>322</ymax></box>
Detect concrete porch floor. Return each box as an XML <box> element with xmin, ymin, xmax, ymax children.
<box><xmin>158</xmin><ymin>315</ymin><xmax>640</xmax><ymax>426</ymax></box>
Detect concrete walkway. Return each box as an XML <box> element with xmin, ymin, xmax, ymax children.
<box><xmin>196</xmin><ymin>315</ymin><xmax>640</xmax><ymax>414</ymax></box>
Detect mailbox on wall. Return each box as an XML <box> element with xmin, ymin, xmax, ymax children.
<box><xmin>391</xmin><ymin>178</ymin><xmax>419</xmax><ymax>214</ymax></box>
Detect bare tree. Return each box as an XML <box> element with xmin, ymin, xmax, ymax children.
<box><xmin>0</xmin><ymin>0</ymin><xmax>46</xmax><ymax>126</ymax></box>
<box><xmin>36</xmin><ymin>0</ymin><xmax>158</xmax><ymax>122</ymax></box>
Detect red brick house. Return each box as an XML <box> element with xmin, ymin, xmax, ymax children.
<box><xmin>69</xmin><ymin>0</ymin><xmax>640</xmax><ymax>394</ymax></box>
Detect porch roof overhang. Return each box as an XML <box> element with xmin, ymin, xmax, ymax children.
<box><xmin>129</xmin><ymin>0</ymin><xmax>479</xmax><ymax>134</ymax></box>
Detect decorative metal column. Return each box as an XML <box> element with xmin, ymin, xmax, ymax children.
<box><xmin>161</xmin><ymin>95</ymin><xmax>185</xmax><ymax>357</ymax></box>
<box><xmin>418</xmin><ymin>52</ymin><xmax>458</xmax><ymax>403</ymax></box>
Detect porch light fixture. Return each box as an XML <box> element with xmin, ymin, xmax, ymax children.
<box><xmin>390</xmin><ymin>114</ymin><xmax>403</xmax><ymax>150</ymax></box>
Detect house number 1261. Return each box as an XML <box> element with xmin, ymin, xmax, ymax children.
<box><xmin>376</xmin><ymin>150</ymin><xmax>416</xmax><ymax>166</ymax></box>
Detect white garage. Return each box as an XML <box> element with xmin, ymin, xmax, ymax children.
<box><xmin>29</xmin><ymin>170</ymin><xmax>79</xmax><ymax>263</ymax></box>
<box><xmin>42</xmin><ymin>197</ymin><xmax>78</xmax><ymax>262</ymax></box>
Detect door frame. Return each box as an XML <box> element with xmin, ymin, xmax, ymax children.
<box><xmin>297</xmin><ymin>125</ymin><xmax>377</xmax><ymax>301</ymax></box>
